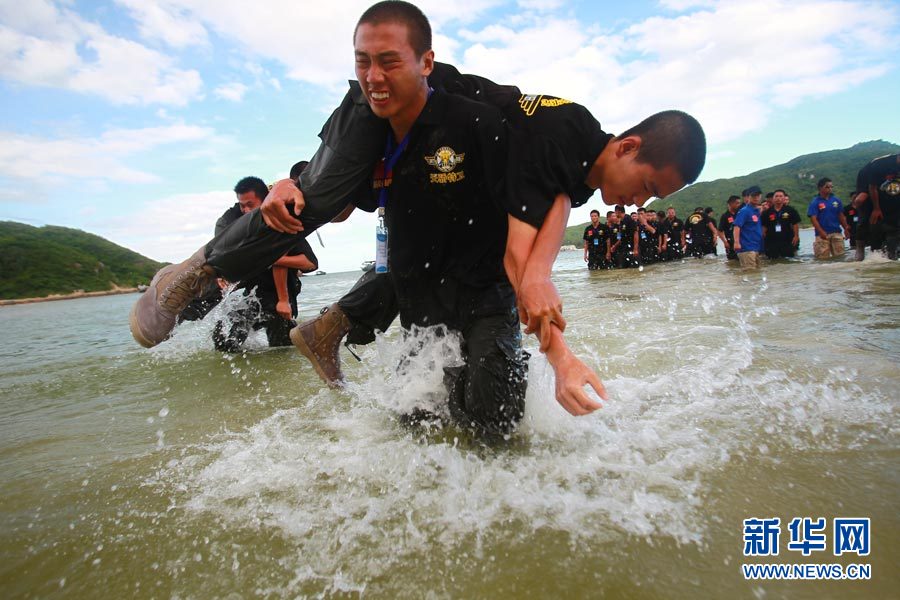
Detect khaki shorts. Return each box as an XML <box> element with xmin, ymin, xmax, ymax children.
<box><xmin>814</xmin><ymin>233</ymin><xmax>845</xmax><ymax>259</ymax></box>
<box><xmin>738</xmin><ymin>251</ymin><xmax>760</xmax><ymax>269</ymax></box>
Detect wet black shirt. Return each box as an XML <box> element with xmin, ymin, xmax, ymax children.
<box><xmin>686</xmin><ymin>211</ymin><xmax>712</xmax><ymax>244</ymax></box>
<box><xmin>761</xmin><ymin>205</ymin><xmax>800</xmax><ymax>248</ymax></box>
<box><xmin>858</xmin><ymin>154</ymin><xmax>900</xmax><ymax>213</ymax></box>
<box><xmin>503</xmin><ymin>96</ymin><xmax>613</xmax><ymax>229</ymax></box>
<box><xmin>355</xmin><ymin>90</ymin><xmax>513</xmax><ymax>325</ymax></box>
<box><xmin>719</xmin><ymin>210</ymin><xmax>738</xmax><ymax>242</ymax></box>
<box><xmin>660</xmin><ymin>217</ymin><xmax>684</xmax><ymax>246</ymax></box>
<box><xmin>217</xmin><ymin>205</ymin><xmax>316</xmax><ymax>314</ymax></box>
<box><xmin>583</xmin><ymin>223</ymin><xmax>608</xmax><ymax>253</ymax></box>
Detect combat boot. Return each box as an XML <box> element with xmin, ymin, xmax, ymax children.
<box><xmin>290</xmin><ymin>303</ymin><xmax>351</xmax><ymax>387</ymax></box>
<box><xmin>129</xmin><ymin>247</ymin><xmax>217</xmax><ymax>348</ymax></box>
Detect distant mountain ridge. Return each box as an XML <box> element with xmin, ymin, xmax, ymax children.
<box><xmin>562</xmin><ymin>139</ymin><xmax>899</xmax><ymax>246</ymax></box>
<box><xmin>0</xmin><ymin>221</ymin><xmax>164</xmax><ymax>300</ymax></box>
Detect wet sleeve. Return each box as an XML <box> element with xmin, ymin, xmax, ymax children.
<box><xmin>789</xmin><ymin>207</ymin><xmax>801</xmax><ymax>225</ymax></box>
<box><xmin>582</xmin><ymin>227</ymin><xmax>590</xmax><ymax>241</ymax></box>
<box><xmin>503</xmin><ymin>131</ymin><xmax>574</xmax><ymax>229</ymax></box>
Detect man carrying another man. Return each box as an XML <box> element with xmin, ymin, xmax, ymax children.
<box><xmin>130</xmin><ymin>0</ymin><xmax>706</xmax><ymax>434</ymax></box>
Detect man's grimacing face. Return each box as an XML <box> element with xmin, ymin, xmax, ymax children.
<box><xmin>354</xmin><ymin>21</ymin><xmax>433</xmax><ymax>127</ymax></box>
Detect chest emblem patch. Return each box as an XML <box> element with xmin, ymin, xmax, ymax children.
<box><xmin>425</xmin><ymin>146</ymin><xmax>465</xmax><ymax>173</ymax></box>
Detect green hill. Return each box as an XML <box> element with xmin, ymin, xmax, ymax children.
<box><xmin>0</xmin><ymin>221</ymin><xmax>165</xmax><ymax>300</ymax></box>
<box><xmin>563</xmin><ymin>139</ymin><xmax>899</xmax><ymax>246</ymax></box>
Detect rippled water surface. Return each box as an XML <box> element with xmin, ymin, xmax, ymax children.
<box><xmin>1</xmin><ymin>231</ymin><xmax>898</xmax><ymax>599</ymax></box>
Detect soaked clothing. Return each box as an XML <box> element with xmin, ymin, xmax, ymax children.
<box><xmin>719</xmin><ymin>210</ymin><xmax>739</xmax><ymax>260</ymax></box>
<box><xmin>857</xmin><ymin>154</ymin><xmax>900</xmax><ymax>257</ymax></box>
<box><xmin>844</xmin><ymin>204</ymin><xmax>862</xmax><ymax>246</ymax></box>
<box><xmin>637</xmin><ymin>222</ymin><xmax>659</xmax><ymax>264</ymax></box>
<box><xmin>659</xmin><ymin>217</ymin><xmax>685</xmax><ymax>260</ymax></box>
<box><xmin>350</xmin><ymin>90</ymin><xmax>527</xmax><ymax>435</ymax></box>
<box><xmin>583</xmin><ymin>223</ymin><xmax>608</xmax><ymax>269</ymax></box>
<box><xmin>685</xmin><ymin>211</ymin><xmax>713</xmax><ymax>257</ymax></box>
<box><xmin>213</xmin><ymin>201</ymin><xmax>318</xmax><ymax>352</ymax></box>
<box><xmin>761</xmin><ymin>205</ymin><xmax>801</xmax><ymax>259</ymax></box>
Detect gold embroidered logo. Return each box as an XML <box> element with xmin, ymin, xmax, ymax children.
<box><xmin>518</xmin><ymin>94</ymin><xmax>573</xmax><ymax>116</ymax></box>
<box><xmin>430</xmin><ymin>171</ymin><xmax>465</xmax><ymax>184</ymax></box>
<box><xmin>425</xmin><ymin>146</ymin><xmax>465</xmax><ymax>173</ymax></box>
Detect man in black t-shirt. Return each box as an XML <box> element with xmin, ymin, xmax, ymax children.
<box><xmin>844</xmin><ymin>192</ymin><xmax>863</xmax><ymax>253</ymax></box>
<box><xmin>611</xmin><ymin>204</ymin><xmax>638</xmax><ymax>268</ymax></box>
<box><xmin>659</xmin><ymin>207</ymin><xmax>685</xmax><ymax>261</ymax></box>
<box><xmin>856</xmin><ymin>153</ymin><xmax>900</xmax><ymax>259</ymax></box>
<box><xmin>582</xmin><ymin>209</ymin><xmax>608</xmax><ymax>269</ymax></box>
<box><xmin>760</xmin><ymin>188</ymin><xmax>801</xmax><ymax>259</ymax></box>
<box><xmin>634</xmin><ymin>207</ymin><xmax>659</xmax><ymax>264</ymax></box>
<box><xmin>718</xmin><ymin>195</ymin><xmax>741</xmax><ymax>260</ymax></box>
<box><xmin>210</xmin><ymin>176</ymin><xmax>319</xmax><ymax>352</ymax></box>
<box><xmin>685</xmin><ymin>206</ymin><xmax>716</xmax><ymax>258</ymax></box>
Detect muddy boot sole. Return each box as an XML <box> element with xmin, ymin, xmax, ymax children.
<box><xmin>290</xmin><ymin>325</ymin><xmax>343</xmax><ymax>388</ymax></box>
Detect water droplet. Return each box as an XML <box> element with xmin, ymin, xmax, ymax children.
<box><xmin>468</xmin><ymin>218</ymin><xmax>474</xmax><ymax>225</ymax></box>
<box><xmin>521</xmin><ymin>205</ymin><xmax>527</xmax><ymax>212</ymax></box>
<box><xmin>424</xmin><ymin>262</ymin><xmax>430</xmax><ymax>269</ymax></box>
<box><xmin>158</xmin><ymin>407</ymin><xmax>169</xmax><ymax>418</ymax></box>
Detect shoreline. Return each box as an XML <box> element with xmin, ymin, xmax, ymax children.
<box><xmin>0</xmin><ymin>287</ymin><xmax>139</xmax><ymax>306</ymax></box>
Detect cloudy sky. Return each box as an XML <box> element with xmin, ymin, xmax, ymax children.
<box><xmin>1</xmin><ymin>0</ymin><xmax>897</xmax><ymax>272</ymax></box>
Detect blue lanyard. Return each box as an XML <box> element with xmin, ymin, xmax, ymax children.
<box><xmin>377</xmin><ymin>87</ymin><xmax>433</xmax><ymax>209</ymax></box>
<box><xmin>378</xmin><ymin>133</ymin><xmax>410</xmax><ymax>209</ymax></box>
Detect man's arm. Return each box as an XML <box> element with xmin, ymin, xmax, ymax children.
<box><xmin>839</xmin><ymin>211</ymin><xmax>851</xmax><ymax>238</ymax></box>
<box><xmin>868</xmin><ymin>183</ymin><xmax>882</xmax><ymax>224</ymax></box>
<box><xmin>273</xmin><ymin>254</ymin><xmax>317</xmax><ymax>271</ymax></box>
<box><xmin>272</xmin><ymin>266</ymin><xmax>292</xmax><ymax>320</ymax></box>
<box><xmin>505</xmin><ymin>193</ymin><xmax>569</xmax><ymax>347</ymax></box>
<box><xmin>733</xmin><ymin>225</ymin><xmax>742</xmax><ymax>251</ymax></box>
<box><xmin>810</xmin><ymin>215</ymin><xmax>826</xmax><ymax>239</ymax></box>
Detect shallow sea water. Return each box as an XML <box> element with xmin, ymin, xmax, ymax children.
<box><xmin>1</xmin><ymin>230</ymin><xmax>897</xmax><ymax>599</ymax></box>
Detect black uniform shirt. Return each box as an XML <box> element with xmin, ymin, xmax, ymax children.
<box><xmin>719</xmin><ymin>210</ymin><xmax>738</xmax><ymax>241</ymax></box>
<box><xmin>356</xmin><ymin>90</ymin><xmax>512</xmax><ymax>323</ymax></box>
<box><xmin>504</xmin><ymin>96</ymin><xmax>613</xmax><ymax>229</ymax></box>
<box><xmin>662</xmin><ymin>217</ymin><xmax>684</xmax><ymax>244</ymax></box>
<box><xmin>761</xmin><ymin>206</ymin><xmax>800</xmax><ymax>246</ymax></box>
<box><xmin>686</xmin><ymin>211</ymin><xmax>709</xmax><ymax>243</ymax></box>
<box><xmin>583</xmin><ymin>223</ymin><xmax>608</xmax><ymax>251</ymax></box>
<box><xmin>860</xmin><ymin>154</ymin><xmax>900</xmax><ymax>209</ymax></box>
<box><xmin>216</xmin><ymin>204</ymin><xmax>316</xmax><ymax>314</ymax></box>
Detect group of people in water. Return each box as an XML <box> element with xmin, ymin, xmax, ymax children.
<box><xmin>585</xmin><ymin>152</ymin><xmax>900</xmax><ymax>271</ymax></box>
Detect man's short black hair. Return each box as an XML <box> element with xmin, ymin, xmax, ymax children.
<box><xmin>637</xmin><ymin>207</ymin><xmax>646</xmax><ymax>213</ymax></box>
<box><xmin>728</xmin><ymin>195</ymin><xmax>741</xmax><ymax>203</ymax></box>
<box><xmin>617</xmin><ymin>110</ymin><xmax>706</xmax><ymax>185</ymax></box>
<box><xmin>705</xmin><ymin>207</ymin><xmax>714</xmax><ymax>214</ymax></box>
<box><xmin>290</xmin><ymin>160</ymin><xmax>309</xmax><ymax>180</ymax></box>
<box><xmin>817</xmin><ymin>177</ymin><xmax>832</xmax><ymax>189</ymax></box>
<box><xmin>765</xmin><ymin>192</ymin><xmax>774</xmax><ymax>199</ymax></box>
<box><xmin>656</xmin><ymin>210</ymin><xmax>666</xmax><ymax>219</ymax></box>
<box><xmin>614</xmin><ymin>204</ymin><xmax>625</xmax><ymax>213</ymax></box>
<box><xmin>234</xmin><ymin>176</ymin><xmax>268</xmax><ymax>200</ymax></box>
<box><xmin>773</xmin><ymin>188</ymin><xmax>786</xmax><ymax>195</ymax></box>
<box><xmin>606</xmin><ymin>211</ymin><xmax>614</xmax><ymax>217</ymax></box>
<box><xmin>355</xmin><ymin>1</ymin><xmax>432</xmax><ymax>57</ymax></box>
<box><xmin>590</xmin><ymin>209</ymin><xmax>600</xmax><ymax>216</ymax></box>
<box><xmin>694</xmin><ymin>206</ymin><xmax>704</xmax><ymax>212</ymax></box>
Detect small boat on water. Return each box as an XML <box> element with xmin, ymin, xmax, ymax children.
<box><xmin>361</xmin><ymin>260</ymin><xmax>375</xmax><ymax>272</ymax></box>
<box><xmin>303</xmin><ymin>270</ymin><xmax>327</xmax><ymax>277</ymax></box>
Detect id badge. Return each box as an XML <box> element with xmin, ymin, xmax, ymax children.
<box><xmin>640</xmin><ymin>231</ymin><xmax>647</xmax><ymax>240</ymax></box>
<box><xmin>593</xmin><ymin>238</ymin><xmax>599</xmax><ymax>246</ymax></box>
<box><xmin>775</xmin><ymin>224</ymin><xmax>782</xmax><ymax>233</ymax></box>
<box><xmin>375</xmin><ymin>208</ymin><xmax>389</xmax><ymax>273</ymax></box>
<box><xmin>616</xmin><ymin>233</ymin><xmax>622</xmax><ymax>240</ymax></box>
<box><xmin>854</xmin><ymin>216</ymin><xmax>859</xmax><ymax>223</ymax></box>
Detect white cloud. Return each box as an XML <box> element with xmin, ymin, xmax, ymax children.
<box><xmin>214</xmin><ymin>82</ymin><xmax>249</xmax><ymax>101</ymax></box>
<box><xmin>114</xmin><ymin>0</ymin><xmax>210</xmax><ymax>48</ymax></box>
<box><xmin>0</xmin><ymin>124</ymin><xmax>215</xmax><ymax>185</ymax></box>
<box><xmin>0</xmin><ymin>0</ymin><xmax>202</xmax><ymax>105</ymax></box>
<box><xmin>454</xmin><ymin>0</ymin><xmax>898</xmax><ymax>144</ymax></box>
<box><xmin>97</xmin><ymin>190</ymin><xmax>233</xmax><ymax>262</ymax></box>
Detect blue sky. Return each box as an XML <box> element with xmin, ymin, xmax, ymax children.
<box><xmin>1</xmin><ymin>0</ymin><xmax>897</xmax><ymax>272</ymax></box>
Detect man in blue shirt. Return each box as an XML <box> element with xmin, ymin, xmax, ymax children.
<box><xmin>807</xmin><ymin>177</ymin><xmax>850</xmax><ymax>259</ymax></box>
<box><xmin>732</xmin><ymin>185</ymin><xmax>764</xmax><ymax>269</ymax></box>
